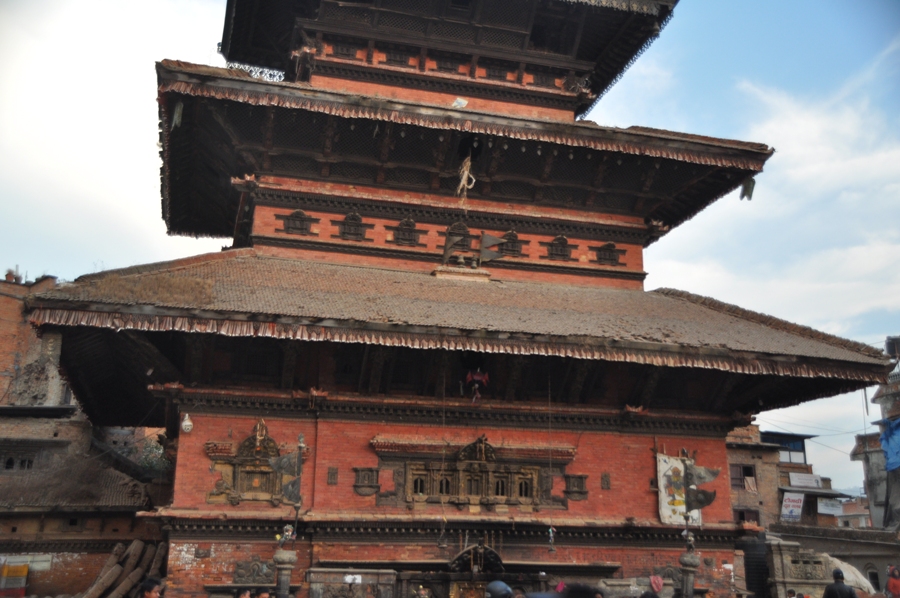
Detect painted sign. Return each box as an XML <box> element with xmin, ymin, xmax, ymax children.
<box><xmin>781</xmin><ymin>492</ymin><xmax>804</xmax><ymax>522</ymax></box>
<box><xmin>817</xmin><ymin>498</ymin><xmax>843</xmax><ymax>516</ymax></box>
<box><xmin>789</xmin><ymin>472</ymin><xmax>823</xmax><ymax>488</ymax></box>
<box><xmin>657</xmin><ymin>453</ymin><xmax>701</xmax><ymax>525</ymax></box>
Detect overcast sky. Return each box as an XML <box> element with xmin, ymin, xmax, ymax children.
<box><xmin>1</xmin><ymin>0</ymin><xmax>898</xmax><ymax>491</ymax></box>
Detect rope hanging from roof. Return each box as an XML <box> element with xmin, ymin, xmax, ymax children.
<box><xmin>456</xmin><ymin>152</ymin><xmax>475</xmax><ymax>212</ymax></box>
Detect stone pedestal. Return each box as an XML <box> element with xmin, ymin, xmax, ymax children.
<box><xmin>678</xmin><ymin>550</ymin><xmax>700</xmax><ymax>598</ymax></box>
<box><xmin>274</xmin><ymin>549</ymin><xmax>299</xmax><ymax>598</ymax></box>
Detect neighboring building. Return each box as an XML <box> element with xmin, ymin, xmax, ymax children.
<box><xmin>20</xmin><ymin>2</ymin><xmax>894</xmax><ymax>597</ymax></box>
<box><xmin>837</xmin><ymin>496</ymin><xmax>871</xmax><ymax>529</ymax></box>
<box><xmin>726</xmin><ymin>425</ymin><xmax>780</xmax><ymax>527</ymax></box>
<box><xmin>851</xmin><ymin>433</ymin><xmax>885</xmax><ymax>527</ymax></box>
<box><xmin>759</xmin><ymin>431</ymin><xmax>847</xmax><ymax>526</ymax></box>
<box><xmin>851</xmin><ymin>337</ymin><xmax>900</xmax><ymax>530</ymax></box>
<box><xmin>0</xmin><ymin>272</ymin><xmax>161</xmax><ymax>595</ymax></box>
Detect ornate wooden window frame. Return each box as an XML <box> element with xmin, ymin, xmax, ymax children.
<box><xmin>540</xmin><ymin>235</ymin><xmax>577</xmax><ymax>261</ymax></box>
<box><xmin>371</xmin><ymin>435</ymin><xmax>576</xmax><ymax>511</ymax></box>
<box><xmin>590</xmin><ymin>242</ymin><xmax>627</xmax><ymax>266</ymax></box>
<box><xmin>331</xmin><ymin>212</ymin><xmax>375</xmax><ymax>242</ymax></box>
<box><xmin>276</xmin><ymin>210</ymin><xmax>320</xmax><ymax>236</ymax></box>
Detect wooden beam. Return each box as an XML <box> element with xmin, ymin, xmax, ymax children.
<box><xmin>566</xmin><ymin>360</ymin><xmax>591</xmax><ymax>403</ymax></box>
<box><xmin>281</xmin><ymin>341</ymin><xmax>298</xmax><ymax>389</ymax></box>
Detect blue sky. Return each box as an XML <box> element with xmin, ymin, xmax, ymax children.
<box><xmin>1</xmin><ymin>0</ymin><xmax>898</xmax><ymax>490</ymax></box>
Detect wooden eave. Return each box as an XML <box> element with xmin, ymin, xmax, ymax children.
<box><xmin>28</xmin><ymin>299</ymin><xmax>888</xmax><ymax>387</ymax></box>
<box><xmin>157</xmin><ymin>60</ymin><xmax>772</xmax><ymax>239</ymax></box>
<box><xmin>220</xmin><ymin>0</ymin><xmax>676</xmax><ymax>108</ymax></box>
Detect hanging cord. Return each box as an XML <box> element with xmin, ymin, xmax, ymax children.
<box><xmin>547</xmin><ymin>375</ymin><xmax>556</xmax><ymax>552</ymax></box>
<box><xmin>456</xmin><ymin>151</ymin><xmax>475</xmax><ymax>213</ymax></box>
<box><xmin>437</xmin><ymin>368</ymin><xmax>449</xmax><ymax>548</ymax></box>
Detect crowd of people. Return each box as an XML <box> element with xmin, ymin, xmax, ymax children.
<box><xmin>134</xmin><ymin>566</ymin><xmax>900</xmax><ymax>598</ymax></box>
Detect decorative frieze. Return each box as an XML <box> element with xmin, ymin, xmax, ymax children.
<box><xmin>255</xmin><ymin>190</ymin><xmax>650</xmax><ymax>245</ymax></box>
<box><xmin>234</xmin><ymin>555</ymin><xmax>276</xmax><ymax>585</ymax></box>
<box><xmin>205</xmin><ymin>419</ymin><xmax>309</xmax><ymax>506</ymax></box>
<box><xmin>353</xmin><ymin>468</ymin><xmax>381</xmax><ymax>496</ymax></box>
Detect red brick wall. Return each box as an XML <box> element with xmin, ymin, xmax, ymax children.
<box><xmin>173</xmin><ymin>414</ymin><xmax>732</xmax><ymax>522</ymax></box>
<box><xmin>253</xmin><ymin>204</ymin><xmax>644</xmax><ymax>283</ymax></box>
<box><xmin>172</xmin><ymin>414</ymin><xmax>318</xmax><ymax>511</ymax></box>
<box><xmin>13</xmin><ymin>552</ymin><xmax>108</xmax><ymax>596</ymax></box>
<box><xmin>167</xmin><ymin>539</ymin><xmax>313</xmax><ymax>597</ymax></box>
<box><xmin>164</xmin><ymin>539</ymin><xmax>739</xmax><ymax>598</ymax></box>
<box><xmin>307</xmin><ymin>71</ymin><xmax>574</xmax><ymax>122</ymax></box>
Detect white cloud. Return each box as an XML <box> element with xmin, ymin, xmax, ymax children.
<box><xmin>643</xmin><ymin>37</ymin><xmax>900</xmax><ymax>490</ymax></box>
<box><xmin>0</xmin><ymin>0</ymin><xmax>227</xmax><ymax>280</ymax></box>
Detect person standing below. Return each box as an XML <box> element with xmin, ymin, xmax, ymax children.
<box><xmin>256</xmin><ymin>590</ymin><xmax>272</xmax><ymax>598</ymax></box>
<box><xmin>886</xmin><ymin>566</ymin><xmax>900</xmax><ymax>598</ymax></box>
<box><xmin>139</xmin><ymin>578</ymin><xmax>162</xmax><ymax>598</ymax></box>
<box><xmin>822</xmin><ymin>569</ymin><xmax>856</xmax><ymax>598</ymax></box>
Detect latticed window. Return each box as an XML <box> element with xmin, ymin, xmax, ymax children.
<box><xmin>333</xmin><ymin>43</ymin><xmax>361</xmax><ymax>59</ymax></box>
<box><xmin>499</xmin><ymin>231</ymin><xmax>523</xmax><ymax>257</ymax></box>
<box><xmin>277</xmin><ymin>210</ymin><xmax>318</xmax><ymax>236</ymax></box>
<box><xmin>545</xmin><ymin>236</ymin><xmax>572</xmax><ymax>261</ymax></box>
<box><xmin>385</xmin><ymin>50</ymin><xmax>411</xmax><ymax>66</ymax></box>
<box><xmin>340</xmin><ymin>212</ymin><xmax>366</xmax><ymax>241</ymax></box>
<box><xmin>394</xmin><ymin>216</ymin><xmax>420</xmax><ymax>246</ymax></box>
<box><xmin>465</xmin><ymin>475</ymin><xmax>482</xmax><ymax>496</ymax></box>
<box><xmin>446</xmin><ymin>221</ymin><xmax>471</xmax><ymax>250</ymax></box>
<box><xmin>437</xmin><ymin>58</ymin><xmax>458</xmax><ymax>72</ymax></box>
<box><xmin>592</xmin><ymin>243</ymin><xmax>626</xmax><ymax>266</ymax></box>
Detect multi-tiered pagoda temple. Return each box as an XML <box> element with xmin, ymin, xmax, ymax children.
<box><xmin>25</xmin><ymin>0</ymin><xmax>891</xmax><ymax>596</ymax></box>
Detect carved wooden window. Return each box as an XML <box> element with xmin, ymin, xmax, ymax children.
<box><xmin>384</xmin><ymin>436</ymin><xmax>572</xmax><ymax>511</ymax></box>
<box><xmin>353</xmin><ymin>467</ymin><xmax>381</xmax><ymax>495</ymax></box>
<box><xmin>385</xmin><ymin>50</ymin><xmax>411</xmax><ymax>67</ymax></box>
<box><xmin>327</xmin><ymin>467</ymin><xmax>338</xmax><ymax>485</ymax></box>
<box><xmin>276</xmin><ymin>210</ymin><xmax>319</xmax><ymax>236</ymax></box>
<box><xmin>546</xmin><ymin>236</ymin><xmax>572</xmax><ymax>260</ymax></box>
<box><xmin>388</xmin><ymin>216</ymin><xmax>424</xmax><ymax>247</ymax></box>
<box><xmin>564</xmin><ymin>474</ymin><xmax>588</xmax><ymax>501</ymax></box>
<box><xmin>519</xmin><ymin>480</ymin><xmax>533</xmax><ymax>498</ymax></box>
<box><xmin>333</xmin><ymin>43</ymin><xmax>360</xmax><ymax>59</ymax></box>
<box><xmin>485</xmin><ymin>66</ymin><xmax>507</xmax><ymax>81</ymax></box>
<box><xmin>531</xmin><ymin>73</ymin><xmax>558</xmax><ymax>89</ymax></box>
<box><xmin>499</xmin><ymin>231</ymin><xmax>523</xmax><ymax>257</ymax></box>
<box><xmin>204</xmin><ymin>419</ymin><xmax>308</xmax><ymax>506</ymax></box>
<box><xmin>517</xmin><ymin>478</ymin><xmax>532</xmax><ymax>499</ymax></box>
<box><xmin>335</xmin><ymin>212</ymin><xmax>373</xmax><ymax>241</ymax></box>
<box><xmin>591</xmin><ymin>243</ymin><xmax>626</xmax><ymax>266</ymax></box>
<box><xmin>437</xmin><ymin>58</ymin><xmax>458</xmax><ymax>73</ymax></box>
<box><xmin>465</xmin><ymin>475</ymin><xmax>482</xmax><ymax>496</ymax></box>
<box><xmin>494</xmin><ymin>479</ymin><xmax>507</xmax><ymax>496</ymax></box>
<box><xmin>445</xmin><ymin>221</ymin><xmax>471</xmax><ymax>250</ymax></box>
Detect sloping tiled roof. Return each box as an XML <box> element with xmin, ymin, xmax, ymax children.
<box><xmin>0</xmin><ymin>460</ymin><xmax>148</xmax><ymax>511</ymax></box>
<box><xmin>28</xmin><ymin>249</ymin><xmax>888</xmax><ymax>381</ymax></box>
